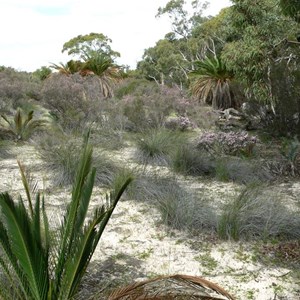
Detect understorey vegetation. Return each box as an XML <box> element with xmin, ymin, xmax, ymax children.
<box><xmin>0</xmin><ymin>0</ymin><xmax>300</xmax><ymax>299</ymax></box>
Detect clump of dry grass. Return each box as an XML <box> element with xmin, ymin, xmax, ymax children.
<box><xmin>218</xmin><ymin>184</ymin><xmax>300</xmax><ymax>240</ymax></box>
<box><xmin>36</xmin><ymin>132</ymin><xmax>119</xmax><ymax>187</ymax></box>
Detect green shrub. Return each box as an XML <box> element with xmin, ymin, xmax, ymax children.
<box><xmin>32</xmin><ymin>66</ymin><xmax>52</xmax><ymax>81</ymax></box>
<box><xmin>114</xmin><ymin>78</ymin><xmax>150</xmax><ymax>99</ymax></box>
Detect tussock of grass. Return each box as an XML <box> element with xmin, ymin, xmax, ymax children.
<box><xmin>215</xmin><ymin>157</ymin><xmax>273</xmax><ymax>184</ymax></box>
<box><xmin>127</xmin><ymin>174</ymin><xmax>217</xmax><ymax>232</ymax></box>
<box><xmin>171</xmin><ymin>142</ymin><xmax>273</xmax><ymax>184</ymax></box>
<box><xmin>90</xmin><ymin>124</ymin><xmax>125</xmax><ymax>151</ymax></box>
<box><xmin>36</xmin><ymin>133</ymin><xmax>119</xmax><ymax>187</ymax></box>
<box><xmin>218</xmin><ymin>184</ymin><xmax>300</xmax><ymax>240</ymax></box>
<box><xmin>135</xmin><ymin>129</ymin><xmax>185</xmax><ymax>166</ymax></box>
<box><xmin>170</xmin><ymin>144</ymin><xmax>216</xmax><ymax>176</ymax></box>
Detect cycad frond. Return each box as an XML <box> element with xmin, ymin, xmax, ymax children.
<box><xmin>0</xmin><ymin>219</ymin><xmax>29</xmax><ymax>298</ymax></box>
<box><xmin>58</xmin><ymin>171</ymin><xmax>132</xmax><ymax>299</ymax></box>
<box><xmin>13</xmin><ymin>108</ymin><xmax>23</xmax><ymax>136</ymax></box>
<box><xmin>0</xmin><ymin>192</ymin><xmax>49</xmax><ymax>300</ymax></box>
<box><xmin>50</xmin><ymin>62</ymin><xmax>73</xmax><ymax>75</ymax></box>
<box><xmin>82</xmin><ymin>53</ymin><xmax>121</xmax><ymax>98</ymax></box>
<box><xmin>0</xmin><ymin>109</ymin><xmax>48</xmax><ymax>141</ymax></box>
<box><xmin>189</xmin><ymin>57</ymin><xmax>236</xmax><ymax>110</ymax></box>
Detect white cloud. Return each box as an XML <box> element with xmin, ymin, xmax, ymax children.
<box><xmin>0</xmin><ymin>0</ymin><xmax>231</xmax><ymax>72</ymax></box>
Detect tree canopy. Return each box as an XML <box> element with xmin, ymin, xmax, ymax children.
<box><xmin>62</xmin><ymin>32</ymin><xmax>120</xmax><ymax>61</ymax></box>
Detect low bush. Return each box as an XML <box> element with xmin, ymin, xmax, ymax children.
<box><xmin>114</xmin><ymin>79</ymin><xmax>191</xmax><ymax>132</ymax></box>
<box><xmin>41</xmin><ymin>73</ymin><xmax>104</xmax><ymax>132</ymax></box>
<box><xmin>197</xmin><ymin>130</ymin><xmax>259</xmax><ymax>157</ymax></box>
<box><xmin>164</xmin><ymin>115</ymin><xmax>196</xmax><ymax>131</ymax></box>
<box><xmin>0</xmin><ymin>68</ymin><xmax>42</xmax><ymax>112</ymax></box>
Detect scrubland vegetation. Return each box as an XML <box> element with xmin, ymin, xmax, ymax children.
<box><xmin>0</xmin><ymin>0</ymin><xmax>300</xmax><ymax>299</ymax></box>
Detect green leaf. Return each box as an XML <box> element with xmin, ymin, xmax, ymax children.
<box><xmin>0</xmin><ymin>193</ymin><xmax>41</xmax><ymax>299</ymax></box>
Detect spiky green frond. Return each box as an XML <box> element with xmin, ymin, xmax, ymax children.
<box><xmin>82</xmin><ymin>53</ymin><xmax>121</xmax><ymax>98</ymax></box>
<box><xmin>0</xmin><ymin>193</ymin><xmax>49</xmax><ymax>300</ymax></box>
<box><xmin>52</xmin><ymin>133</ymin><xmax>95</xmax><ymax>296</ymax></box>
<box><xmin>0</xmin><ymin>218</ymin><xmax>29</xmax><ymax>298</ymax></box>
<box><xmin>189</xmin><ymin>56</ymin><xmax>236</xmax><ymax>109</ymax></box>
<box><xmin>0</xmin><ymin>108</ymin><xmax>48</xmax><ymax>141</ymax></box>
<box><xmin>17</xmin><ymin>160</ymin><xmax>34</xmax><ymax>217</ymax></box>
<box><xmin>14</xmin><ymin>108</ymin><xmax>22</xmax><ymax>135</ymax></box>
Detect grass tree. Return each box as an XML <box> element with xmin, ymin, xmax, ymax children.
<box><xmin>189</xmin><ymin>56</ymin><xmax>238</xmax><ymax>110</ymax></box>
<box><xmin>0</xmin><ymin>132</ymin><xmax>132</xmax><ymax>299</ymax></box>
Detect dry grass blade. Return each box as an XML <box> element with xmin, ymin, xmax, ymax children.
<box><xmin>108</xmin><ymin>274</ymin><xmax>235</xmax><ymax>300</ymax></box>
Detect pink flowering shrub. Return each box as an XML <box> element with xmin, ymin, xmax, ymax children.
<box><xmin>197</xmin><ymin>130</ymin><xmax>259</xmax><ymax>156</ymax></box>
<box><xmin>164</xmin><ymin>116</ymin><xmax>196</xmax><ymax>131</ymax></box>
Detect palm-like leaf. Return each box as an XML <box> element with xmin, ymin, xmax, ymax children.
<box><xmin>0</xmin><ymin>108</ymin><xmax>48</xmax><ymax>141</ymax></box>
<box><xmin>190</xmin><ymin>57</ymin><xmax>236</xmax><ymax>110</ymax></box>
<box><xmin>82</xmin><ymin>54</ymin><xmax>121</xmax><ymax>98</ymax></box>
<box><xmin>0</xmin><ymin>193</ymin><xmax>50</xmax><ymax>300</ymax></box>
<box><xmin>50</xmin><ymin>60</ymin><xmax>83</xmax><ymax>76</ymax></box>
<box><xmin>0</xmin><ymin>131</ymin><xmax>133</xmax><ymax>299</ymax></box>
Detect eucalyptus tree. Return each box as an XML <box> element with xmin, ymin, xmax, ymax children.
<box><xmin>62</xmin><ymin>32</ymin><xmax>120</xmax><ymax>61</ymax></box>
<box><xmin>220</xmin><ymin>0</ymin><xmax>300</xmax><ymax>104</ymax></box>
<box><xmin>279</xmin><ymin>0</ymin><xmax>300</xmax><ymax>22</ymax></box>
<box><xmin>137</xmin><ymin>0</ymin><xmax>211</xmax><ymax>89</ymax></box>
<box><xmin>137</xmin><ymin>38</ymin><xmax>185</xmax><ymax>87</ymax></box>
<box><xmin>156</xmin><ymin>0</ymin><xmax>209</xmax><ymax>40</ymax></box>
<box><xmin>214</xmin><ymin>0</ymin><xmax>300</xmax><ymax>134</ymax></box>
<box><xmin>51</xmin><ymin>33</ymin><xmax>122</xmax><ymax>98</ymax></box>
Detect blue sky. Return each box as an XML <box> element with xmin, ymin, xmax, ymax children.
<box><xmin>0</xmin><ymin>0</ymin><xmax>231</xmax><ymax>72</ymax></box>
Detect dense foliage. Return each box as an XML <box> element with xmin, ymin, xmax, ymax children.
<box><xmin>0</xmin><ymin>2</ymin><xmax>300</xmax><ymax>298</ymax></box>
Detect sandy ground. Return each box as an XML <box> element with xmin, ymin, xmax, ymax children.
<box><xmin>0</xmin><ymin>143</ymin><xmax>299</xmax><ymax>300</ymax></box>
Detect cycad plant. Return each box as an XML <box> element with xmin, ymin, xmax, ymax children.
<box><xmin>189</xmin><ymin>56</ymin><xmax>237</xmax><ymax>110</ymax></box>
<box><xmin>50</xmin><ymin>60</ymin><xmax>83</xmax><ymax>76</ymax></box>
<box><xmin>0</xmin><ymin>108</ymin><xmax>47</xmax><ymax>141</ymax></box>
<box><xmin>0</xmin><ymin>132</ymin><xmax>132</xmax><ymax>299</ymax></box>
<box><xmin>82</xmin><ymin>53</ymin><xmax>121</xmax><ymax>98</ymax></box>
